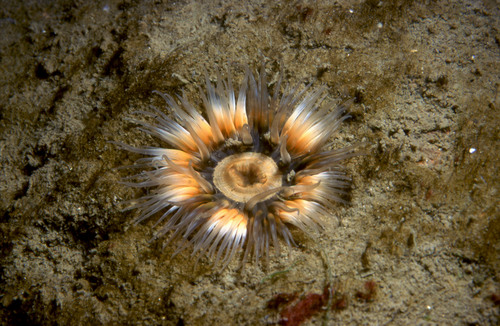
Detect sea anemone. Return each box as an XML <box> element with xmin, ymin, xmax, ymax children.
<box><xmin>116</xmin><ymin>65</ymin><xmax>356</xmax><ymax>268</ymax></box>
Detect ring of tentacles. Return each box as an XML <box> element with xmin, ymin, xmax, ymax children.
<box><xmin>116</xmin><ymin>65</ymin><xmax>356</xmax><ymax>268</ymax></box>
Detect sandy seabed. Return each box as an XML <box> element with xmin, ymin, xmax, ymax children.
<box><xmin>0</xmin><ymin>0</ymin><xmax>498</xmax><ymax>325</ymax></box>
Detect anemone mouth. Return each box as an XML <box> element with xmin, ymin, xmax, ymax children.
<box><xmin>213</xmin><ymin>152</ymin><xmax>282</xmax><ymax>204</ymax></box>
<box><xmin>116</xmin><ymin>64</ymin><xmax>357</xmax><ymax>268</ymax></box>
